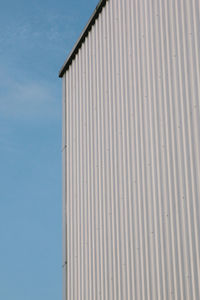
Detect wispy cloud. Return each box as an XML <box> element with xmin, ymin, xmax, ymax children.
<box><xmin>0</xmin><ymin>12</ymin><xmax>78</xmax><ymax>54</ymax></box>
<box><xmin>0</xmin><ymin>75</ymin><xmax>60</xmax><ymax>120</ymax></box>
<box><xmin>0</xmin><ymin>6</ymin><xmax>89</xmax><ymax>124</ymax></box>
<box><xmin>0</xmin><ymin>61</ymin><xmax>60</xmax><ymax>120</ymax></box>
<box><xmin>0</xmin><ymin>12</ymin><xmax>74</xmax><ymax>121</ymax></box>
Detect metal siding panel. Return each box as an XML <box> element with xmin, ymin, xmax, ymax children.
<box><xmin>62</xmin><ymin>0</ymin><xmax>200</xmax><ymax>299</ymax></box>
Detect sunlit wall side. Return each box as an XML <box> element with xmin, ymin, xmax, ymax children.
<box><xmin>61</xmin><ymin>0</ymin><xmax>200</xmax><ymax>299</ymax></box>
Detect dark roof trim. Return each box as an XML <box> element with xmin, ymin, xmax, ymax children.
<box><xmin>59</xmin><ymin>0</ymin><xmax>108</xmax><ymax>78</ymax></box>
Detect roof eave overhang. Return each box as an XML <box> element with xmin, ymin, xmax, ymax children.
<box><xmin>59</xmin><ymin>0</ymin><xmax>108</xmax><ymax>78</ymax></box>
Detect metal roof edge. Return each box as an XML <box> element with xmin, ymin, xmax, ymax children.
<box><xmin>59</xmin><ymin>0</ymin><xmax>108</xmax><ymax>78</ymax></box>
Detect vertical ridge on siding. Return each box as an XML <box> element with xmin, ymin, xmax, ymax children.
<box><xmin>62</xmin><ymin>0</ymin><xmax>200</xmax><ymax>299</ymax></box>
<box><xmin>62</xmin><ymin>73</ymin><xmax>67</xmax><ymax>300</ymax></box>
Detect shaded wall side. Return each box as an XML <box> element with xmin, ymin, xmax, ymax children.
<box><xmin>63</xmin><ymin>0</ymin><xmax>200</xmax><ymax>299</ymax></box>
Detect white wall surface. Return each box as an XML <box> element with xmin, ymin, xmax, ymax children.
<box><xmin>62</xmin><ymin>0</ymin><xmax>200</xmax><ymax>299</ymax></box>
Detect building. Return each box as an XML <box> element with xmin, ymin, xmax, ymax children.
<box><xmin>59</xmin><ymin>0</ymin><xmax>200</xmax><ymax>299</ymax></box>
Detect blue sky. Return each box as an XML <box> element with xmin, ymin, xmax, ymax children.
<box><xmin>0</xmin><ymin>0</ymin><xmax>98</xmax><ymax>299</ymax></box>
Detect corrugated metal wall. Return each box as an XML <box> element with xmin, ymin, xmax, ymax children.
<box><xmin>62</xmin><ymin>0</ymin><xmax>200</xmax><ymax>299</ymax></box>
